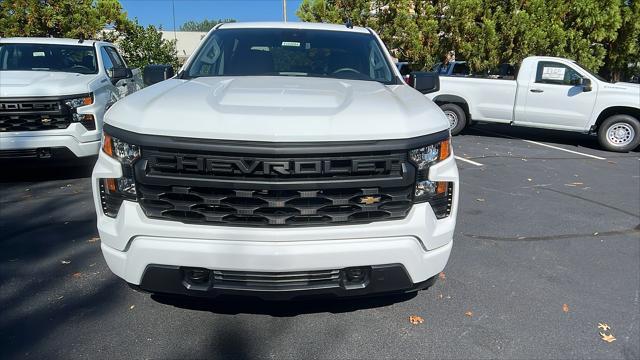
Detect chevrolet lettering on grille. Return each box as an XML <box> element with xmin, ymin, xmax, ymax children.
<box><xmin>149</xmin><ymin>156</ymin><xmax>403</xmax><ymax>177</ymax></box>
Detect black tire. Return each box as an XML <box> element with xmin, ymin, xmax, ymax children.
<box><xmin>597</xmin><ymin>114</ymin><xmax>640</xmax><ymax>152</ymax></box>
<box><xmin>439</xmin><ymin>103</ymin><xmax>467</xmax><ymax>135</ymax></box>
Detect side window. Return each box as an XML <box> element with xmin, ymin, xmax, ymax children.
<box><xmin>452</xmin><ymin>63</ymin><xmax>469</xmax><ymax>76</ymax></box>
<box><xmin>105</xmin><ymin>47</ymin><xmax>125</xmax><ymax>69</ymax></box>
<box><xmin>535</xmin><ymin>61</ymin><xmax>582</xmax><ymax>85</ymax></box>
<box><xmin>368</xmin><ymin>40</ymin><xmax>391</xmax><ymax>82</ymax></box>
<box><xmin>100</xmin><ymin>47</ymin><xmax>114</xmax><ymax>76</ymax></box>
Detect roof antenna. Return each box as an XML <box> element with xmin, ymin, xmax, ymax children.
<box><xmin>78</xmin><ymin>34</ymin><xmax>84</xmax><ymax>43</ymax></box>
<box><xmin>345</xmin><ymin>18</ymin><xmax>353</xmax><ymax>29</ymax></box>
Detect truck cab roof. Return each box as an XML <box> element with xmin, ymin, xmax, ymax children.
<box><xmin>0</xmin><ymin>37</ymin><xmax>112</xmax><ymax>47</ymax></box>
<box><xmin>216</xmin><ymin>21</ymin><xmax>371</xmax><ymax>34</ymax></box>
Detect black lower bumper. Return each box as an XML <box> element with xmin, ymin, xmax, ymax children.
<box><xmin>0</xmin><ymin>147</ymin><xmax>77</xmax><ymax>160</ymax></box>
<box><xmin>136</xmin><ymin>264</ymin><xmax>436</xmax><ymax>301</ymax></box>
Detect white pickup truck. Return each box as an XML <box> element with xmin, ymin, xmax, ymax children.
<box><xmin>427</xmin><ymin>56</ymin><xmax>640</xmax><ymax>152</ymax></box>
<box><xmin>92</xmin><ymin>22</ymin><xmax>458</xmax><ymax>300</ymax></box>
<box><xmin>0</xmin><ymin>37</ymin><xmax>142</xmax><ymax>161</ymax></box>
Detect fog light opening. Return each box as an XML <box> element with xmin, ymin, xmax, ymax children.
<box><xmin>185</xmin><ymin>268</ymin><xmax>210</xmax><ymax>284</ymax></box>
<box><xmin>345</xmin><ymin>267</ymin><xmax>367</xmax><ymax>283</ymax></box>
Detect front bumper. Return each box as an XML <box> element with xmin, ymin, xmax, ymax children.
<box><xmin>92</xmin><ymin>149</ymin><xmax>459</xmax><ymax>298</ymax></box>
<box><xmin>0</xmin><ymin>123</ymin><xmax>100</xmax><ymax>158</ymax></box>
<box><xmin>136</xmin><ymin>264</ymin><xmax>439</xmax><ymax>300</ymax></box>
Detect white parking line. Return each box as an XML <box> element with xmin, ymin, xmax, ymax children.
<box><xmin>455</xmin><ymin>156</ymin><xmax>484</xmax><ymax>166</ymax></box>
<box><xmin>475</xmin><ymin>128</ymin><xmax>607</xmax><ymax>160</ymax></box>
<box><xmin>519</xmin><ymin>139</ymin><xmax>606</xmax><ymax>160</ymax></box>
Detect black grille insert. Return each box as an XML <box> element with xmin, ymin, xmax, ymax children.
<box><xmin>134</xmin><ymin>141</ymin><xmax>419</xmax><ymax>227</ymax></box>
<box><xmin>0</xmin><ymin>100</ymin><xmax>72</xmax><ymax>132</ymax></box>
<box><xmin>138</xmin><ymin>184</ymin><xmax>413</xmax><ymax>227</ymax></box>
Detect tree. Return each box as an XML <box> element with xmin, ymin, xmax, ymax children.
<box><xmin>116</xmin><ymin>19</ymin><xmax>179</xmax><ymax>69</ymax></box>
<box><xmin>601</xmin><ymin>0</ymin><xmax>640</xmax><ymax>81</ymax></box>
<box><xmin>179</xmin><ymin>18</ymin><xmax>235</xmax><ymax>32</ymax></box>
<box><xmin>296</xmin><ymin>0</ymin><xmax>636</xmax><ymax>78</ymax></box>
<box><xmin>0</xmin><ymin>0</ymin><xmax>128</xmax><ymax>38</ymax></box>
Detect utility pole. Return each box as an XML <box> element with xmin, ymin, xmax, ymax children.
<box><xmin>283</xmin><ymin>0</ymin><xmax>287</xmax><ymax>22</ymax></box>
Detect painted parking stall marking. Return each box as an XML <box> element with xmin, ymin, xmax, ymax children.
<box><xmin>475</xmin><ymin>128</ymin><xmax>607</xmax><ymax>160</ymax></box>
<box><xmin>454</xmin><ymin>156</ymin><xmax>484</xmax><ymax>166</ymax></box>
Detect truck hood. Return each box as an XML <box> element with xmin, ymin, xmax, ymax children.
<box><xmin>0</xmin><ymin>71</ymin><xmax>96</xmax><ymax>97</ymax></box>
<box><xmin>105</xmin><ymin>76</ymin><xmax>448</xmax><ymax>142</ymax></box>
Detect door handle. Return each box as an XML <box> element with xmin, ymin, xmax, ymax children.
<box><xmin>530</xmin><ymin>89</ymin><xmax>544</xmax><ymax>93</ymax></box>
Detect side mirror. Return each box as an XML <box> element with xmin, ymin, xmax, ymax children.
<box><xmin>409</xmin><ymin>72</ymin><xmax>440</xmax><ymax>94</ymax></box>
<box><xmin>110</xmin><ymin>67</ymin><xmax>133</xmax><ymax>81</ymax></box>
<box><xmin>143</xmin><ymin>64</ymin><xmax>175</xmax><ymax>86</ymax></box>
<box><xmin>582</xmin><ymin>78</ymin><xmax>592</xmax><ymax>92</ymax></box>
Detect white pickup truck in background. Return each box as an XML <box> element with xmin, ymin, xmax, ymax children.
<box><xmin>0</xmin><ymin>38</ymin><xmax>143</xmax><ymax>161</ymax></box>
<box><xmin>427</xmin><ymin>56</ymin><xmax>640</xmax><ymax>152</ymax></box>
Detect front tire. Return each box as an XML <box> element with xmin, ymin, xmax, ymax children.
<box><xmin>439</xmin><ymin>103</ymin><xmax>467</xmax><ymax>136</ymax></box>
<box><xmin>597</xmin><ymin>115</ymin><xmax>640</xmax><ymax>152</ymax></box>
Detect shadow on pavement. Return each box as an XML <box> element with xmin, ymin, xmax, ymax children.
<box><xmin>151</xmin><ymin>291</ymin><xmax>417</xmax><ymax>316</ymax></box>
<box><xmin>463</xmin><ymin>123</ymin><xmax>640</xmax><ymax>153</ymax></box>
<box><xmin>0</xmin><ymin>157</ymin><xmax>96</xmax><ymax>183</ymax></box>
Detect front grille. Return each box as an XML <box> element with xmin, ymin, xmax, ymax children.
<box><xmin>134</xmin><ymin>146</ymin><xmax>416</xmax><ymax>227</ymax></box>
<box><xmin>138</xmin><ymin>184</ymin><xmax>413</xmax><ymax>226</ymax></box>
<box><xmin>212</xmin><ymin>269</ymin><xmax>341</xmax><ymax>291</ymax></box>
<box><xmin>0</xmin><ymin>100</ymin><xmax>72</xmax><ymax>132</ymax></box>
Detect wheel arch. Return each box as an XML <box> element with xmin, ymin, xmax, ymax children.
<box><xmin>432</xmin><ymin>94</ymin><xmax>471</xmax><ymax>121</ymax></box>
<box><xmin>593</xmin><ymin>106</ymin><xmax>640</xmax><ymax>132</ymax></box>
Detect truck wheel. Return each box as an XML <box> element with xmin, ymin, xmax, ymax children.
<box><xmin>597</xmin><ymin>115</ymin><xmax>640</xmax><ymax>152</ymax></box>
<box><xmin>440</xmin><ymin>103</ymin><xmax>467</xmax><ymax>136</ymax></box>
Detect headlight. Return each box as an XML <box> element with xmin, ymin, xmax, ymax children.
<box><xmin>64</xmin><ymin>94</ymin><xmax>95</xmax><ymax>130</ymax></box>
<box><xmin>409</xmin><ymin>138</ymin><xmax>450</xmax><ymax>170</ymax></box>
<box><xmin>409</xmin><ymin>138</ymin><xmax>453</xmax><ymax>219</ymax></box>
<box><xmin>99</xmin><ymin>131</ymin><xmax>140</xmax><ymax>217</ymax></box>
<box><xmin>64</xmin><ymin>94</ymin><xmax>93</xmax><ymax>109</ymax></box>
<box><xmin>102</xmin><ymin>132</ymin><xmax>140</xmax><ymax>164</ymax></box>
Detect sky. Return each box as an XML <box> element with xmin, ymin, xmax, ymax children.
<box><xmin>120</xmin><ymin>0</ymin><xmax>304</xmax><ymax>30</ymax></box>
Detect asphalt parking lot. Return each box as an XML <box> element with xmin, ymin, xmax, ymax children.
<box><xmin>1</xmin><ymin>123</ymin><xmax>638</xmax><ymax>359</ymax></box>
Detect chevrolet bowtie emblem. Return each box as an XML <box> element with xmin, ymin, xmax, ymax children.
<box><xmin>359</xmin><ymin>196</ymin><xmax>381</xmax><ymax>205</ymax></box>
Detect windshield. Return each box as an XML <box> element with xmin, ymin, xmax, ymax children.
<box><xmin>0</xmin><ymin>43</ymin><xmax>98</xmax><ymax>74</ymax></box>
<box><xmin>185</xmin><ymin>28</ymin><xmax>396</xmax><ymax>84</ymax></box>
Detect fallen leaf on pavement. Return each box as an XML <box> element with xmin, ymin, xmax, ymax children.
<box><xmin>409</xmin><ymin>315</ymin><xmax>424</xmax><ymax>325</ymax></box>
<box><xmin>600</xmin><ymin>333</ymin><xmax>616</xmax><ymax>343</ymax></box>
<box><xmin>72</xmin><ymin>272</ymin><xmax>81</xmax><ymax>278</ymax></box>
<box><xmin>61</xmin><ymin>260</ymin><xmax>71</xmax><ymax>265</ymax></box>
<box><xmin>562</xmin><ymin>304</ymin><xmax>569</xmax><ymax>313</ymax></box>
<box><xmin>438</xmin><ymin>272</ymin><xmax>446</xmax><ymax>280</ymax></box>
<box><xmin>465</xmin><ymin>311</ymin><xmax>473</xmax><ymax>317</ymax></box>
<box><xmin>598</xmin><ymin>323</ymin><xmax>611</xmax><ymax>331</ymax></box>
<box><xmin>598</xmin><ymin>323</ymin><xmax>616</xmax><ymax>343</ymax></box>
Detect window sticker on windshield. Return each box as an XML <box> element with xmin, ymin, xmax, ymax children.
<box><xmin>281</xmin><ymin>41</ymin><xmax>301</xmax><ymax>47</ymax></box>
<box><xmin>541</xmin><ymin>66</ymin><xmax>565</xmax><ymax>80</ymax></box>
<box><xmin>33</xmin><ymin>51</ymin><xmax>45</xmax><ymax>57</ymax></box>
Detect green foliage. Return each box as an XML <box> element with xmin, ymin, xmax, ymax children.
<box><xmin>179</xmin><ymin>18</ymin><xmax>236</xmax><ymax>32</ymax></box>
<box><xmin>0</xmin><ymin>1</ymin><xmax>178</xmax><ymax>70</ymax></box>
<box><xmin>296</xmin><ymin>0</ymin><xmax>639</xmax><ymax>80</ymax></box>
<box><xmin>0</xmin><ymin>0</ymin><xmax>129</xmax><ymax>38</ymax></box>
<box><xmin>116</xmin><ymin>20</ymin><xmax>179</xmax><ymax>69</ymax></box>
